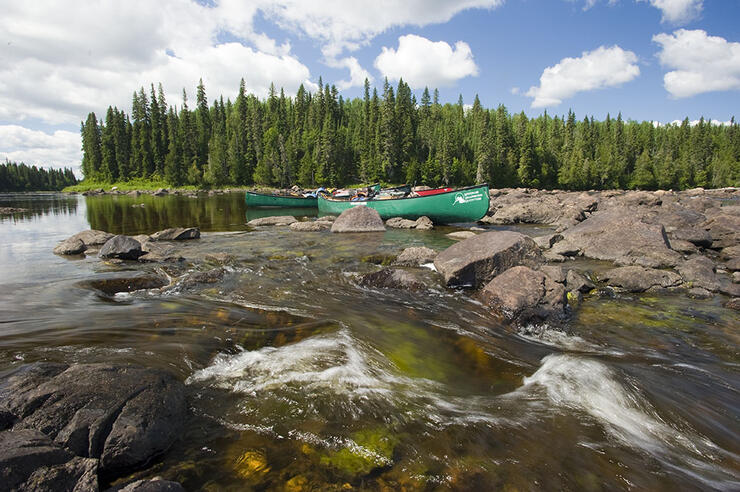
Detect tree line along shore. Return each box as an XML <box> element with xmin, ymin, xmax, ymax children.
<box><xmin>0</xmin><ymin>160</ymin><xmax>77</xmax><ymax>192</ymax></box>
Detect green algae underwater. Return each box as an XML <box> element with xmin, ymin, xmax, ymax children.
<box><xmin>0</xmin><ymin>192</ymin><xmax>738</xmax><ymax>490</ymax></box>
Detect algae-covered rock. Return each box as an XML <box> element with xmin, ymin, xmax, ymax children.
<box><xmin>319</xmin><ymin>428</ymin><xmax>398</xmax><ymax>477</ymax></box>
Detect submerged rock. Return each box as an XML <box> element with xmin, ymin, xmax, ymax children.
<box><xmin>119</xmin><ymin>477</ymin><xmax>186</xmax><ymax>491</ymax></box>
<box><xmin>480</xmin><ymin>266</ymin><xmax>566</xmax><ymax>324</ymax></box>
<box><xmin>149</xmin><ymin>227</ymin><xmax>200</xmax><ymax>241</ymax></box>
<box><xmin>247</xmin><ymin>216</ymin><xmax>297</xmax><ymax>226</ymax></box>
<box><xmin>434</xmin><ymin>231</ymin><xmax>542</xmax><ymax>288</ymax></box>
<box><xmin>331</xmin><ymin>206</ymin><xmax>385</xmax><ymax>233</ymax></box>
<box><xmin>1</xmin><ymin>362</ymin><xmax>187</xmax><ymax>480</ymax></box>
<box><xmin>99</xmin><ymin>235</ymin><xmax>144</xmax><ymax>260</ymax></box>
<box><xmin>599</xmin><ymin>266</ymin><xmax>682</xmax><ymax>292</ymax></box>
<box><xmin>80</xmin><ymin>274</ymin><xmax>169</xmax><ymax>296</ymax></box>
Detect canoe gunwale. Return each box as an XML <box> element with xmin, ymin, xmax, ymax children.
<box><xmin>319</xmin><ymin>183</ymin><xmax>488</xmax><ymax>203</ymax></box>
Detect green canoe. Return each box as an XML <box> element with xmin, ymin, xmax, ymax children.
<box><xmin>318</xmin><ymin>184</ymin><xmax>489</xmax><ymax>223</ymax></box>
<box><xmin>245</xmin><ymin>191</ymin><xmax>317</xmax><ymax>208</ymax></box>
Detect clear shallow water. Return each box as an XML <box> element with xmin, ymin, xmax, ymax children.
<box><xmin>0</xmin><ymin>192</ymin><xmax>738</xmax><ymax>490</ymax></box>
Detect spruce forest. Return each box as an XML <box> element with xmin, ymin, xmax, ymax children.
<box><xmin>0</xmin><ymin>160</ymin><xmax>77</xmax><ymax>192</ymax></box>
<box><xmin>79</xmin><ymin>78</ymin><xmax>740</xmax><ymax>191</ymax></box>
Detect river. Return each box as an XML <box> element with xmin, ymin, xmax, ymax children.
<box><xmin>0</xmin><ymin>192</ymin><xmax>738</xmax><ymax>490</ymax></box>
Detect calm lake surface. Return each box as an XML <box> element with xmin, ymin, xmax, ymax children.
<box><xmin>0</xmin><ymin>192</ymin><xmax>738</xmax><ymax>490</ymax></box>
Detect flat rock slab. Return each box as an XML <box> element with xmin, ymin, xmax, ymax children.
<box><xmin>99</xmin><ymin>235</ymin><xmax>144</xmax><ymax>260</ymax></box>
<box><xmin>248</xmin><ymin>216</ymin><xmax>297</xmax><ymax>226</ymax></box>
<box><xmin>1</xmin><ymin>363</ymin><xmax>187</xmax><ymax>480</ymax></box>
<box><xmin>434</xmin><ymin>231</ymin><xmax>542</xmax><ymax>288</ymax></box>
<box><xmin>480</xmin><ymin>266</ymin><xmax>566</xmax><ymax>324</ymax></box>
<box><xmin>331</xmin><ymin>206</ymin><xmax>385</xmax><ymax>233</ymax></box>
<box><xmin>556</xmin><ymin>208</ymin><xmax>673</xmax><ymax>263</ymax></box>
<box><xmin>149</xmin><ymin>227</ymin><xmax>200</xmax><ymax>241</ymax></box>
<box><xmin>119</xmin><ymin>477</ymin><xmax>186</xmax><ymax>491</ymax></box>
<box><xmin>599</xmin><ymin>266</ymin><xmax>683</xmax><ymax>292</ymax></box>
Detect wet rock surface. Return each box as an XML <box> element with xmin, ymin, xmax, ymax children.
<box><xmin>1</xmin><ymin>363</ymin><xmax>187</xmax><ymax>482</ymax></box>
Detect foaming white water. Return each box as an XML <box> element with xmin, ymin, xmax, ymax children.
<box><xmin>521</xmin><ymin>354</ymin><xmax>738</xmax><ymax>487</ymax></box>
<box><xmin>187</xmin><ymin>328</ymin><xmax>506</xmax><ymax>427</ymax></box>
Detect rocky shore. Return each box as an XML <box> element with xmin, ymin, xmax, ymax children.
<box><xmin>11</xmin><ymin>185</ymin><xmax>737</xmax><ymax>489</ymax></box>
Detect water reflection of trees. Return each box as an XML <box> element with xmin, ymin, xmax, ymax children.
<box><xmin>85</xmin><ymin>193</ymin><xmax>249</xmax><ymax>235</ymax></box>
<box><xmin>0</xmin><ymin>193</ymin><xmax>79</xmax><ymax>223</ymax></box>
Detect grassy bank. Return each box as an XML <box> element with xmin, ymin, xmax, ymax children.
<box><xmin>63</xmin><ymin>178</ymin><xmax>201</xmax><ymax>193</ymax></box>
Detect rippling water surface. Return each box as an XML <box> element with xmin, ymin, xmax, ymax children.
<box><xmin>0</xmin><ymin>192</ymin><xmax>738</xmax><ymax>490</ymax></box>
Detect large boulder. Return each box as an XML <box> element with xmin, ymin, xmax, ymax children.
<box><xmin>331</xmin><ymin>206</ymin><xmax>385</xmax><ymax>233</ymax></box>
<box><xmin>393</xmin><ymin>246</ymin><xmax>437</xmax><ymax>267</ymax></box>
<box><xmin>480</xmin><ymin>266</ymin><xmax>566</xmax><ymax>324</ymax></box>
<box><xmin>149</xmin><ymin>227</ymin><xmax>200</xmax><ymax>241</ymax></box>
<box><xmin>1</xmin><ymin>363</ymin><xmax>187</xmax><ymax>480</ymax></box>
<box><xmin>434</xmin><ymin>231</ymin><xmax>542</xmax><ymax>288</ymax></box>
<box><xmin>99</xmin><ymin>235</ymin><xmax>144</xmax><ymax>260</ymax></box>
<box><xmin>554</xmin><ymin>208</ymin><xmax>673</xmax><ymax>263</ymax></box>
<box><xmin>247</xmin><ymin>216</ymin><xmax>297</xmax><ymax>226</ymax></box>
<box><xmin>599</xmin><ymin>266</ymin><xmax>683</xmax><ymax>292</ymax></box>
<box><xmin>0</xmin><ymin>429</ymin><xmax>98</xmax><ymax>491</ymax></box>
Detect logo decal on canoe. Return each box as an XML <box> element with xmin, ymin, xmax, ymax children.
<box><xmin>453</xmin><ymin>190</ymin><xmax>484</xmax><ymax>205</ymax></box>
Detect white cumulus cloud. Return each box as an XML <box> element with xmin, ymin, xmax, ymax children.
<box><xmin>653</xmin><ymin>29</ymin><xmax>740</xmax><ymax>98</ymax></box>
<box><xmin>374</xmin><ymin>35</ymin><xmax>478</xmax><ymax>89</ymax></box>
<box><xmin>0</xmin><ymin>126</ymin><xmax>82</xmax><ymax>173</ymax></box>
<box><xmin>648</xmin><ymin>0</ymin><xmax>703</xmax><ymax>25</ymax></box>
<box><xmin>0</xmin><ymin>1</ymin><xmax>316</xmax><ymax>128</ymax></box>
<box><xmin>525</xmin><ymin>45</ymin><xmax>640</xmax><ymax>108</ymax></box>
<box><xmin>260</xmin><ymin>0</ymin><xmax>504</xmax><ymax>58</ymax></box>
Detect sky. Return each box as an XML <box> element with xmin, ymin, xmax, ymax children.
<box><xmin>1</xmin><ymin>0</ymin><xmax>738</xmax><ymax>176</ymax></box>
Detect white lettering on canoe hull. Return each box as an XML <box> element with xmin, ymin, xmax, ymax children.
<box><xmin>452</xmin><ymin>191</ymin><xmax>484</xmax><ymax>205</ymax></box>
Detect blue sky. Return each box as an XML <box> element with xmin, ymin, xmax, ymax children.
<box><xmin>1</xmin><ymin>0</ymin><xmax>738</xmax><ymax>174</ymax></box>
